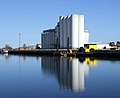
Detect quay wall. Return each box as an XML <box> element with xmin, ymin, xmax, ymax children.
<box><xmin>8</xmin><ymin>49</ymin><xmax>120</xmax><ymax>58</ymax></box>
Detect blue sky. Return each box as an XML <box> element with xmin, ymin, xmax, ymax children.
<box><xmin>0</xmin><ymin>0</ymin><xmax>120</xmax><ymax>48</ymax></box>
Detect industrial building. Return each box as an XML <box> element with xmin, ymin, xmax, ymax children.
<box><xmin>41</xmin><ymin>14</ymin><xmax>89</xmax><ymax>49</ymax></box>
<box><xmin>41</xmin><ymin>29</ymin><xmax>56</xmax><ymax>49</ymax></box>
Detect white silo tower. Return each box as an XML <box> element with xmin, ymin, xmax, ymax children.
<box><xmin>67</xmin><ymin>15</ymin><xmax>71</xmax><ymax>48</ymax></box>
<box><xmin>78</xmin><ymin>15</ymin><xmax>85</xmax><ymax>48</ymax></box>
<box><xmin>63</xmin><ymin>16</ymin><xmax>67</xmax><ymax>48</ymax></box>
<box><xmin>71</xmin><ymin>14</ymin><xmax>79</xmax><ymax>49</ymax></box>
<box><xmin>59</xmin><ymin>16</ymin><xmax>64</xmax><ymax>48</ymax></box>
<box><xmin>59</xmin><ymin>14</ymin><xmax>88</xmax><ymax>49</ymax></box>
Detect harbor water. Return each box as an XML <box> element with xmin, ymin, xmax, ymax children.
<box><xmin>0</xmin><ymin>54</ymin><xmax>120</xmax><ymax>98</ymax></box>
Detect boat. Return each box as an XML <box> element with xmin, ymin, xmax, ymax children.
<box><xmin>1</xmin><ymin>49</ymin><xmax>8</xmax><ymax>54</ymax></box>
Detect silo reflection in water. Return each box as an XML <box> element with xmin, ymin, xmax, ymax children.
<box><xmin>72</xmin><ymin>58</ymin><xmax>89</xmax><ymax>92</ymax></box>
<box><xmin>41</xmin><ymin>57</ymin><xmax>96</xmax><ymax>92</ymax></box>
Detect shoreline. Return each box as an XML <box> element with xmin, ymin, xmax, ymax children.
<box><xmin>6</xmin><ymin>49</ymin><xmax>120</xmax><ymax>58</ymax></box>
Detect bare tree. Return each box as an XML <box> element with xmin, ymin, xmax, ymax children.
<box><xmin>5</xmin><ymin>44</ymin><xmax>12</xmax><ymax>50</ymax></box>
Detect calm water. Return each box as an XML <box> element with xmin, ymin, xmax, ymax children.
<box><xmin>0</xmin><ymin>54</ymin><xmax>120</xmax><ymax>98</ymax></box>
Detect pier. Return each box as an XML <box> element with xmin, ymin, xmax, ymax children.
<box><xmin>7</xmin><ymin>49</ymin><xmax>120</xmax><ymax>58</ymax></box>
<box><xmin>8</xmin><ymin>49</ymin><xmax>77</xmax><ymax>56</ymax></box>
<box><xmin>76</xmin><ymin>50</ymin><xmax>120</xmax><ymax>58</ymax></box>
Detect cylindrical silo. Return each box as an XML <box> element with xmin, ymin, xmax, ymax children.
<box><xmin>71</xmin><ymin>14</ymin><xmax>79</xmax><ymax>48</ymax></box>
<box><xmin>67</xmin><ymin>15</ymin><xmax>71</xmax><ymax>49</ymax></box>
<box><xmin>69</xmin><ymin>15</ymin><xmax>72</xmax><ymax>49</ymax></box>
<box><xmin>62</xmin><ymin>17</ymin><xmax>65</xmax><ymax>48</ymax></box>
<box><xmin>59</xmin><ymin>16</ymin><xmax>64</xmax><ymax>48</ymax></box>
<box><xmin>63</xmin><ymin>16</ymin><xmax>67</xmax><ymax>48</ymax></box>
<box><xmin>78</xmin><ymin>15</ymin><xmax>84</xmax><ymax>48</ymax></box>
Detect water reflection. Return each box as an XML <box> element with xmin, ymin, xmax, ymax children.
<box><xmin>1</xmin><ymin>53</ymin><xmax>10</xmax><ymax>61</ymax></box>
<box><xmin>0</xmin><ymin>54</ymin><xmax>98</xmax><ymax>92</ymax></box>
<box><xmin>1</xmin><ymin>54</ymin><xmax>120</xmax><ymax>97</ymax></box>
<box><xmin>41</xmin><ymin>56</ymin><xmax>98</xmax><ymax>92</ymax></box>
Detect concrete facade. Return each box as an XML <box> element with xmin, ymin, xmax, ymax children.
<box><xmin>41</xmin><ymin>14</ymin><xmax>89</xmax><ymax>49</ymax></box>
<box><xmin>41</xmin><ymin>29</ymin><xmax>56</xmax><ymax>49</ymax></box>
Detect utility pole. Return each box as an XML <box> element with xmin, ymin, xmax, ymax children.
<box><xmin>19</xmin><ymin>33</ymin><xmax>21</xmax><ymax>48</ymax></box>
